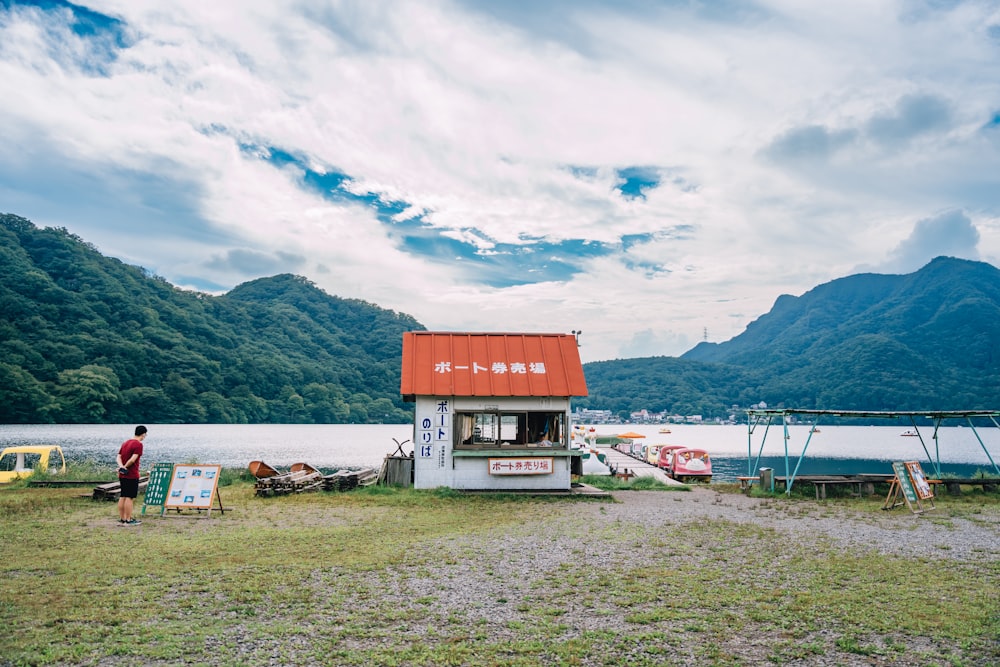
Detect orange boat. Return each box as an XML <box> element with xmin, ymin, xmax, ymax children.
<box><xmin>248</xmin><ymin>460</ymin><xmax>279</xmax><ymax>479</ymax></box>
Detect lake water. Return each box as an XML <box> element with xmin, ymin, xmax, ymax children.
<box><xmin>2</xmin><ymin>422</ymin><xmax>997</xmax><ymax>482</ymax></box>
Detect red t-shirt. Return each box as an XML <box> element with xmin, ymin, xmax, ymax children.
<box><xmin>118</xmin><ymin>438</ymin><xmax>143</xmax><ymax>479</ymax></box>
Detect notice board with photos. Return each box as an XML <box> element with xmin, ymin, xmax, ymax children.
<box><xmin>165</xmin><ymin>464</ymin><xmax>223</xmax><ymax>514</ymax></box>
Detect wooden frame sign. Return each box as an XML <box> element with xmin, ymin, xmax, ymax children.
<box><xmin>882</xmin><ymin>461</ymin><xmax>935</xmax><ymax>514</ymax></box>
<box><xmin>165</xmin><ymin>464</ymin><xmax>225</xmax><ymax>515</ymax></box>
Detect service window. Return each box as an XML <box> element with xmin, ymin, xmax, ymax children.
<box><xmin>455</xmin><ymin>411</ymin><xmax>565</xmax><ymax>449</ymax></box>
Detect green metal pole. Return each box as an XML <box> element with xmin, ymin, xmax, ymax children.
<box><xmin>969</xmin><ymin>416</ymin><xmax>1000</xmax><ymax>476</ymax></box>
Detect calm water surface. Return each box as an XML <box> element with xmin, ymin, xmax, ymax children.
<box><xmin>2</xmin><ymin>422</ymin><xmax>997</xmax><ymax>481</ymax></box>
<box><xmin>0</xmin><ymin>424</ymin><xmax>413</xmax><ymax>471</ymax></box>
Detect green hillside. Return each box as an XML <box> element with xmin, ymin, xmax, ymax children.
<box><xmin>0</xmin><ymin>213</ymin><xmax>422</xmax><ymax>424</ymax></box>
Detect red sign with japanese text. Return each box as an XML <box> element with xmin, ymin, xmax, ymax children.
<box><xmin>487</xmin><ymin>457</ymin><xmax>554</xmax><ymax>475</ymax></box>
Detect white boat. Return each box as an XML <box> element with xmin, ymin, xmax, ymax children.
<box><xmin>580</xmin><ymin>449</ymin><xmax>612</xmax><ymax>475</ymax></box>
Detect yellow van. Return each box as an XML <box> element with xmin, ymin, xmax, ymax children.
<box><xmin>0</xmin><ymin>445</ymin><xmax>67</xmax><ymax>483</ymax></box>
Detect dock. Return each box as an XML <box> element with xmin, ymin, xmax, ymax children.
<box><xmin>595</xmin><ymin>446</ymin><xmax>686</xmax><ymax>486</ymax></box>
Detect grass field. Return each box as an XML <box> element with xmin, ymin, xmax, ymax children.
<box><xmin>1</xmin><ymin>472</ymin><xmax>998</xmax><ymax>666</ymax></box>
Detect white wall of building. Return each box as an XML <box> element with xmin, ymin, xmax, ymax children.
<box><xmin>412</xmin><ymin>395</ymin><xmax>573</xmax><ymax>490</ymax></box>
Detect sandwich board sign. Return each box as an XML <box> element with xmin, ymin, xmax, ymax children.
<box><xmin>882</xmin><ymin>461</ymin><xmax>935</xmax><ymax>514</ymax></box>
<box><xmin>165</xmin><ymin>464</ymin><xmax>224</xmax><ymax>516</ymax></box>
<box><xmin>141</xmin><ymin>462</ymin><xmax>175</xmax><ymax>516</ymax></box>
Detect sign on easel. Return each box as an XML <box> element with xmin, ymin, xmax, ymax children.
<box><xmin>142</xmin><ymin>462</ymin><xmax>175</xmax><ymax>516</ymax></box>
<box><xmin>882</xmin><ymin>461</ymin><xmax>935</xmax><ymax>514</ymax></box>
<box><xmin>164</xmin><ymin>464</ymin><xmax>225</xmax><ymax>516</ymax></box>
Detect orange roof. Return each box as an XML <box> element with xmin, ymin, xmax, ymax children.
<box><xmin>400</xmin><ymin>332</ymin><xmax>588</xmax><ymax>398</ymax></box>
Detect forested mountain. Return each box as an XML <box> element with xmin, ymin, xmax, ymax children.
<box><xmin>4</xmin><ymin>211</ymin><xmax>998</xmax><ymax>424</ymax></box>
<box><xmin>576</xmin><ymin>257</ymin><xmax>1000</xmax><ymax>418</ymax></box>
<box><xmin>0</xmin><ymin>213</ymin><xmax>422</xmax><ymax>424</ymax></box>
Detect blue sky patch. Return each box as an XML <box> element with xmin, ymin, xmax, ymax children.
<box><xmin>4</xmin><ymin>0</ymin><xmax>132</xmax><ymax>76</ymax></box>
<box><xmin>616</xmin><ymin>166</ymin><xmax>660</xmax><ymax>199</ymax></box>
<box><xmin>242</xmin><ymin>144</ymin><xmax>632</xmax><ymax>287</ymax></box>
<box><xmin>384</xmin><ymin>220</ymin><xmax>616</xmax><ymax>287</ymax></box>
<box><xmin>252</xmin><ymin>145</ymin><xmax>412</xmax><ymax>219</ymax></box>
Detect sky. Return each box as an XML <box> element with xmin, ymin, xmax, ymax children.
<box><xmin>1</xmin><ymin>0</ymin><xmax>999</xmax><ymax>362</ymax></box>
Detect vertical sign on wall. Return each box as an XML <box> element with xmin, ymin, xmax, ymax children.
<box><xmin>418</xmin><ymin>415</ymin><xmax>434</xmax><ymax>460</ymax></box>
<box><xmin>435</xmin><ymin>400</ymin><xmax>450</xmax><ymax>468</ymax></box>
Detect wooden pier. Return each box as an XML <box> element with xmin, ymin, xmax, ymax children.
<box><xmin>593</xmin><ymin>447</ymin><xmax>685</xmax><ymax>485</ymax></box>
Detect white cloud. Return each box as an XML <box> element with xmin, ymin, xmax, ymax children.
<box><xmin>875</xmin><ymin>209</ymin><xmax>981</xmax><ymax>274</ymax></box>
<box><xmin>1</xmin><ymin>0</ymin><xmax>999</xmax><ymax>363</ymax></box>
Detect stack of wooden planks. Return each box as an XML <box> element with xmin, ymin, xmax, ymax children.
<box><xmin>251</xmin><ymin>462</ymin><xmax>323</xmax><ymax>497</ymax></box>
<box><xmin>322</xmin><ymin>467</ymin><xmax>378</xmax><ymax>491</ymax></box>
<box><xmin>92</xmin><ymin>476</ymin><xmax>149</xmax><ymax>501</ymax></box>
<box><xmin>249</xmin><ymin>461</ymin><xmax>377</xmax><ymax>496</ymax></box>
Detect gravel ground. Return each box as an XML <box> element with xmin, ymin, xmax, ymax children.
<box><xmin>79</xmin><ymin>487</ymin><xmax>1000</xmax><ymax>667</ymax></box>
<box><xmin>609</xmin><ymin>486</ymin><xmax>1000</xmax><ymax>560</ymax></box>
<box><xmin>325</xmin><ymin>487</ymin><xmax>1000</xmax><ymax>667</ymax></box>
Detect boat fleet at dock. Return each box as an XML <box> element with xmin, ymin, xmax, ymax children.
<box><xmin>614</xmin><ymin>439</ymin><xmax>713</xmax><ymax>482</ymax></box>
<box><xmin>572</xmin><ymin>426</ymin><xmax>713</xmax><ymax>482</ymax></box>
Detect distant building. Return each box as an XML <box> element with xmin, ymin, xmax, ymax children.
<box><xmin>629</xmin><ymin>409</ymin><xmax>650</xmax><ymax>422</ymax></box>
<box><xmin>573</xmin><ymin>408</ymin><xmax>615</xmax><ymax>424</ymax></box>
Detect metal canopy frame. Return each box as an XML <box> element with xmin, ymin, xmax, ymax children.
<box><xmin>745</xmin><ymin>409</ymin><xmax>1000</xmax><ymax>495</ymax></box>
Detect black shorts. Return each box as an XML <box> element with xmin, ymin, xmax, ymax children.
<box><xmin>120</xmin><ymin>477</ymin><xmax>139</xmax><ymax>499</ymax></box>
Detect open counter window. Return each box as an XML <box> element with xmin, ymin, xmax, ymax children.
<box><xmin>455</xmin><ymin>411</ymin><xmax>565</xmax><ymax>449</ymax></box>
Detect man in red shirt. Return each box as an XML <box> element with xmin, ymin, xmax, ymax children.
<box><xmin>117</xmin><ymin>425</ymin><xmax>147</xmax><ymax>525</ymax></box>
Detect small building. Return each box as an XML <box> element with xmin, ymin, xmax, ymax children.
<box><xmin>400</xmin><ymin>331</ymin><xmax>589</xmax><ymax>491</ymax></box>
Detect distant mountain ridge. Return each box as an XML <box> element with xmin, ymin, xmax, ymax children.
<box><xmin>683</xmin><ymin>256</ymin><xmax>1000</xmax><ymax>369</ymax></box>
<box><xmin>577</xmin><ymin>256</ymin><xmax>1000</xmax><ymax>417</ymax></box>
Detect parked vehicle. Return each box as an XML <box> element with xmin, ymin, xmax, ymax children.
<box><xmin>0</xmin><ymin>445</ymin><xmax>66</xmax><ymax>483</ymax></box>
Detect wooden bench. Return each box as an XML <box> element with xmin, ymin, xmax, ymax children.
<box><xmin>775</xmin><ymin>475</ymin><xmax>897</xmax><ymax>499</ymax></box>
<box><xmin>805</xmin><ymin>478</ymin><xmax>862</xmax><ymax>500</ymax></box>
<box><xmin>736</xmin><ymin>476</ymin><xmax>755</xmax><ymax>494</ymax></box>
<box><xmin>941</xmin><ymin>478</ymin><xmax>1000</xmax><ymax>495</ymax></box>
<box><xmin>811</xmin><ymin>478</ymin><xmax>941</xmax><ymax>500</ymax></box>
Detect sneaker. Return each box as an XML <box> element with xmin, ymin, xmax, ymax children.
<box><xmin>124</xmin><ymin>518</ymin><xmax>142</xmax><ymax>525</ymax></box>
